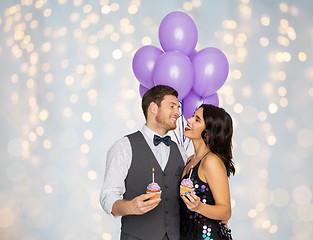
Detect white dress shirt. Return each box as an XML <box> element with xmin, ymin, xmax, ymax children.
<box><xmin>100</xmin><ymin>125</ymin><xmax>188</xmax><ymax>217</ymax></box>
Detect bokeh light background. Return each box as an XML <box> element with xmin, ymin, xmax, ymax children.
<box><xmin>1</xmin><ymin>0</ymin><xmax>313</xmax><ymax>239</ymax></box>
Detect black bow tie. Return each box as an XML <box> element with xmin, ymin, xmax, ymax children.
<box><xmin>153</xmin><ymin>135</ymin><xmax>171</xmax><ymax>147</ymax></box>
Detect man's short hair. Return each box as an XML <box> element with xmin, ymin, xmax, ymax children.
<box><xmin>141</xmin><ymin>85</ymin><xmax>178</xmax><ymax>119</ymax></box>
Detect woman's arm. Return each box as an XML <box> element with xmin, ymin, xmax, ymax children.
<box><xmin>181</xmin><ymin>154</ymin><xmax>231</xmax><ymax>221</ymax></box>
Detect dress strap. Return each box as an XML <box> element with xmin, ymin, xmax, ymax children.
<box><xmin>185</xmin><ymin>156</ymin><xmax>193</xmax><ymax>167</ymax></box>
<box><xmin>199</xmin><ymin>150</ymin><xmax>211</xmax><ymax>161</ymax></box>
<box><xmin>185</xmin><ymin>151</ymin><xmax>211</xmax><ymax>170</ymax></box>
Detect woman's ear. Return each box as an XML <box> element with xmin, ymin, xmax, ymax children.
<box><xmin>203</xmin><ymin>131</ymin><xmax>210</xmax><ymax>145</ymax></box>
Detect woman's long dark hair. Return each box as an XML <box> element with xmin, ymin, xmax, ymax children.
<box><xmin>200</xmin><ymin>104</ymin><xmax>235</xmax><ymax>177</ymax></box>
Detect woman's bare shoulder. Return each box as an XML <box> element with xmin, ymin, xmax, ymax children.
<box><xmin>201</xmin><ymin>153</ymin><xmax>225</xmax><ymax>172</ymax></box>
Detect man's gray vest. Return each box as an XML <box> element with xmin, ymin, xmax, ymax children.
<box><xmin>121</xmin><ymin>131</ymin><xmax>184</xmax><ymax>240</ymax></box>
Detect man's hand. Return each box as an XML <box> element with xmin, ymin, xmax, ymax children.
<box><xmin>112</xmin><ymin>193</ymin><xmax>161</xmax><ymax>216</ymax></box>
<box><xmin>129</xmin><ymin>193</ymin><xmax>161</xmax><ymax>215</ymax></box>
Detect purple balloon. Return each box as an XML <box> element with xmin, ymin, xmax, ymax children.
<box><xmin>192</xmin><ymin>47</ymin><xmax>229</xmax><ymax>98</ymax></box>
<box><xmin>182</xmin><ymin>89</ymin><xmax>219</xmax><ymax>120</ymax></box>
<box><xmin>132</xmin><ymin>45</ymin><xmax>164</xmax><ymax>88</ymax></box>
<box><xmin>153</xmin><ymin>51</ymin><xmax>194</xmax><ymax>101</ymax></box>
<box><xmin>159</xmin><ymin>11</ymin><xmax>198</xmax><ymax>56</ymax></box>
<box><xmin>188</xmin><ymin>49</ymin><xmax>197</xmax><ymax>61</ymax></box>
<box><xmin>203</xmin><ymin>92</ymin><xmax>219</xmax><ymax>106</ymax></box>
<box><xmin>139</xmin><ymin>84</ymin><xmax>149</xmax><ymax>98</ymax></box>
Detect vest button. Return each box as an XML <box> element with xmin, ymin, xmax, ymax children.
<box><xmin>165</xmin><ymin>210</ymin><xmax>168</xmax><ymax>214</ymax></box>
<box><xmin>165</xmin><ymin>185</ymin><xmax>168</xmax><ymax>189</ymax></box>
<box><xmin>165</xmin><ymin>197</ymin><xmax>168</xmax><ymax>201</ymax></box>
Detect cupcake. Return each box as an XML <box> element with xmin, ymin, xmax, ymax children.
<box><xmin>180</xmin><ymin>178</ymin><xmax>194</xmax><ymax>195</ymax></box>
<box><xmin>146</xmin><ymin>168</ymin><xmax>161</xmax><ymax>199</ymax></box>
<box><xmin>146</xmin><ymin>182</ymin><xmax>162</xmax><ymax>200</ymax></box>
<box><xmin>180</xmin><ymin>166</ymin><xmax>194</xmax><ymax>195</ymax></box>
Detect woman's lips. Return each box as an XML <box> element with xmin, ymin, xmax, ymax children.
<box><xmin>185</xmin><ymin>125</ymin><xmax>192</xmax><ymax>131</ymax></box>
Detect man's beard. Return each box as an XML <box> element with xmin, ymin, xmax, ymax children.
<box><xmin>156</xmin><ymin>114</ymin><xmax>177</xmax><ymax>131</ymax></box>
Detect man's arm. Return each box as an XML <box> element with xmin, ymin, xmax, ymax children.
<box><xmin>112</xmin><ymin>193</ymin><xmax>161</xmax><ymax>216</ymax></box>
<box><xmin>99</xmin><ymin>137</ymin><xmax>131</xmax><ymax>216</ymax></box>
<box><xmin>100</xmin><ymin>137</ymin><xmax>161</xmax><ymax>217</ymax></box>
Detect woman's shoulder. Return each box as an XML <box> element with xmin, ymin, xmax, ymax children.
<box><xmin>201</xmin><ymin>152</ymin><xmax>225</xmax><ymax>171</ymax></box>
<box><xmin>199</xmin><ymin>152</ymin><xmax>228</xmax><ymax>182</ymax></box>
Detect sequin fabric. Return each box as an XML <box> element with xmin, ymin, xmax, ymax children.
<box><xmin>180</xmin><ymin>161</ymin><xmax>232</xmax><ymax>240</ymax></box>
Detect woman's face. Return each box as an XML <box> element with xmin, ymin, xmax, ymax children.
<box><xmin>184</xmin><ymin>107</ymin><xmax>206</xmax><ymax>140</ymax></box>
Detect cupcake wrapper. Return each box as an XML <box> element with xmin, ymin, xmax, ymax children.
<box><xmin>180</xmin><ymin>185</ymin><xmax>193</xmax><ymax>195</ymax></box>
<box><xmin>146</xmin><ymin>190</ymin><xmax>162</xmax><ymax>200</ymax></box>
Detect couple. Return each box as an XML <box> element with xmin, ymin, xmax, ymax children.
<box><xmin>100</xmin><ymin>85</ymin><xmax>235</xmax><ymax>240</ymax></box>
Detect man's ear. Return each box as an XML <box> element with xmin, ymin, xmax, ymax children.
<box><xmin>149</xmin><ymin>102</ymin><xmax>158</xmax><ymax>116</ymax></box>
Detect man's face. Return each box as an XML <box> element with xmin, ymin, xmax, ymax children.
<box><xmin>155</xmin><ymin>95</ymin><xmax>180</xmax><ymax>132</ymax></box>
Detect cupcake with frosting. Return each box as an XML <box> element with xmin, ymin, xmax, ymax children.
<box><xmin>146</xmin><ymin>168</ymin><xmax>161</xmax><ymax>199</ymax></box>
<box><xmin>180</xmin><ymin>166</ymin><xmax>194</xmax><ymax>195</ymax></box>
<box><xmin>146</xmin><ymin>182</ymin><xmax>162</xmax><ymax>199</ymax></box>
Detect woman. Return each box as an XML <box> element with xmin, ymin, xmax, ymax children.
<box><xmin>180</xmin><ymin>104</ymin><xmax>235</xmax><ymax>240</ymax></box>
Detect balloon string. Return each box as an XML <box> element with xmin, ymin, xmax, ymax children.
<box><xmin>181</xmin><ymin>107</ymin><xmax>185</xmax><ymax>143</ymax></box>
<box><xmin>182</xmin><ymin>119</ymin><xmax>184</xmax><ymax>144</ymax></box>
<box><xmin>182</xmin><ymin>114</ymin><xmax>185</xmax><ymax>144</ymax></box>
<box><xmin>178</xmin><ymin>115</ymin><xmax>182</xmax><ymax>145</ymax></box>
<box><xmin>178</xmin><ymin>102</ymin><xmax>183</xmax><ymax>146</ymax></box>
<box><xmin>177</xmin><ymin>116</ymin><xmax>183</xmax><ymax>145</ymax></box>
<box><xmin>181</xmin><ymin>102</ymin><xmax>186</xmax><ymax>144</ymax></box>
<box><xmin>173</xmin><ymin>129</ymin><xmax>181</xmax><ymax>146</ymax></box>
<box><xmin>185</xmin><ymin>138</ymin><xmax>191</xmax><ymax>151</ymax></box>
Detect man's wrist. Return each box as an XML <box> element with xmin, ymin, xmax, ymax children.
<box><xmin>112</xmin><ymin>199</ymin><xmax>133</xmax><ymax>216</ymax></box>
<box><xmin>123</xmin><ymin>200</ymin><xmax>132</xmax><ymax>215</ymax></box>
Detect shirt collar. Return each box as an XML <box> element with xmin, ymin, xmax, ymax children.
<box><xmin>141</xmin><ymin>125</ymin><xmax>169</xmax><ymax>142</ymax></box>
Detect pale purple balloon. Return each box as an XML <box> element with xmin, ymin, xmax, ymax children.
<box><xmin>188</xmin><ymin>49</ymin><xmax>197</xmax><ymax>61</ymax></box>
<box><xmin>159</xmin><ymin>11</ymin><xmax>198</xmax><ymax>56</ymax></box>
<box><xmin>192</xmin><ymin>47</ymin><xmax>229</xmax><ymax>98</ymax></box>
<box><xmin>203</xmin><ymin>92</ymin><xmax>219</xmax><ymax>106</ymax></box>
<box><xmin>182</xmin><ymin>89</ymin><xmax>219</xmax><ymax>120</ymax></box>
<box><xmin>139</xmin><ymin>84</ymin><xmax>149</xmax><ymax>98</ymax></box>
<box><xmin>153</xmin><ymin>51</ymin><xmax>194</xmax><ymax>101</ymax></box>
<box><xmin>132</xmin><ymin>45</ymin><xmax>164</xmax><ymax>88</ymax></box>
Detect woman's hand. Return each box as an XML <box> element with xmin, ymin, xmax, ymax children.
<box><xmin>221</xmin><ymin>220</ymin><xmax>228</xmax><ymax>228</ymax></box>
<box><xmin>181</xmin><ymin>191</ymin><xmax>201</xmax><ymax>212</ymax></box>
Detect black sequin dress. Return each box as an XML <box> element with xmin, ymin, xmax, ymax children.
<box><xmin>180</xmin><ymin>160</ymin><xmax>232</xmax><ymax>240</ymax></box>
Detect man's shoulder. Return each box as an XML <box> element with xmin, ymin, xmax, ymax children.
<box><xmin>125</xmin><ymin>130</ymin><xmax>141</xmax><ymax>138</ymax></box>
<box><xmin>109</xmin><ymin>135</ymin><xmax>130</xmax><ymax>152</ymax></box>
<box><xmin>170</xmin><ymin>140</ymin><xmax>182</xmax><ymax>150</ymax></box>
<box><xmin>109</xmin><ymin>130</ymin><xmax>141</xmax><ymax>151</ymax></box>
<box><xmin>172</xmin><ymin>141</ymin><xmax>188</xmax><ymax>163</ymax></box>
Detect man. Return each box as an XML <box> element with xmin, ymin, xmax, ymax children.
<box><xmin>100</xmin><ymin>85</ymin><xmax>188</xmax><ymax>240</ymax></box>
